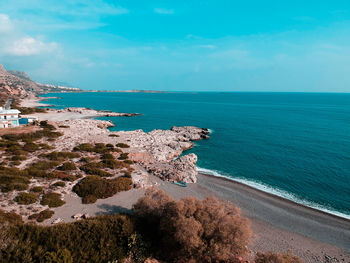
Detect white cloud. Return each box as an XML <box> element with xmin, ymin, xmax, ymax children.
<box><xmin>7</xmin><ymin>37</ymin><xmax>57</xmax><ymax>56</ymax></box>
<box><xmin>154</xmin><ymin>8</ymin><xmax>174</xmax><ymax>15</ymax></box>
<box><xmin>0</xmin><ymin>14</ymin><xmax>58</xmax><ymax>57</ymax></box>
<box><xmin>0</xmin><ymin>14</ymin><xmax>13</xmax><ymax>32</ymax></box>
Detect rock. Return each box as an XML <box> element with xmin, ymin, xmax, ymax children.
<box><xmin>171</xmin><ymin>154</ymin><xmax>198</xmax><ymax>183</ymax></box>
<box><xmin>146</xmin><ymin>153</ymin><xmax>199</xmax><ymax>183</ymax></box>
<box><xmin>82</xmin><ymin>213</ymin><xmax>90</xmax><ymax>219</ymax></box>
<box><xmin>52</xmin><ymin>218</ymin><xmax>64</xmax><ymax>224</ymax></box>
<box><xmin>72</xmin><ymin>213</ymin><xmax>83</xmax><ymax>220</ymax></box>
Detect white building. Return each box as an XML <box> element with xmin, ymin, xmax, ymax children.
<box><xmin>0</xmin><ymin>107</ymin><xmax>21</xmax><ymax>128</ymax></box>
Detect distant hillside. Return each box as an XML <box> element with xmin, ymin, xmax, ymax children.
<box><xmin>0</xmin><ymin>64</ymin><xmax>80</xmax><ymax>106</ymax></box>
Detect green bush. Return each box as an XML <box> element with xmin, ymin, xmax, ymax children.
<box><xmin>30</xmin><ymin>186</ymin><xmax>43</xmax><ymax>193</ymax></box>
<box><xmin>116</xmin><ymin>143</ymin><xmax>130</xmax><ymax>148</ymax></box>
<box><xmin>57</xmin><ymin>162</ymin><xmax>76</xmax><ymax>171</ymax></box>
<box><xmin>80</xmin><ymin>163</ymin><xmax>112</xmax><ymax>177</ymax></box>
<box><xmin>0</xmin><ymin>168</ymin><xmax>30</xmax><ymax>192</ymax></box>
<box><xmin>14</xmin><ymin>192</ymin><xmax>38</xmax><ymax>205</ymax></box>
<box><xmin>41</xmin><ymin>192</ymin><xmax>66</xmax><ymax>208</ymax></box>
<box><xmin>28</xmin><ymin>209</ymin><xmax>54</xmax><ymax>222</ymax></box>
<box><xmin>73</xmin><ymin>143</ymin><xmax>95</xmax><ymax>152</ymax></box>
<box><xmin>1</xmin><ymin>214</ymin><xmax>135</xmax><ymax>262</ymax></box>
<box><xmin>101</xmin><ymin>153</ymin><xmax>114</xmax><ymax>160</ymax></box>
<box><xmin>73</xmin><ymin>176</ymin><xmax>132</xmax><ymax>204</ymax></box>
<box><xmin>124</xmin><ymin>160</ymin><xmax>134</xmax><ymax>165</ymax></box>
<box><xmin>41</xmin><ymin>151</ymin><xmax>80</xmax><ymax>161</ymax></box>
<box><xmin>101</xmin><ymin>159</ymin><xmax>130</xmax><ymax>170</ymax></box>
<box><xmin>40</xmin><ymin>121</ymin><xmax>56</xmax><ymax>130</ymax></box>
<box><xmin>30</xmin><ymin>161</ymin><xmax>60</xmax><ymax>171</ymax></box>
<box><xmin>23</xmin><ymin>142</ymin><xmax>40</xmax><ymax>152</ymax></box>
<box><xmin>82</xmin><ymin>195</ymin><xmax>98</xmax><ymax>204</ymax></box>
<box><xmin>48</xmin><ymin>171</ymin><xmax>80</xmax><ymax>182</ymax></box>
<box><xmin>118</xmin><ymin>153</ymin><xmax>129</xmax><ymax>160</ymax></box>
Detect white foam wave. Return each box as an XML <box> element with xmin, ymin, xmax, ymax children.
<box><xmin>197</xmin><ymin>166</ymin><xmax>350</xmax><ymax>220</ymax></box>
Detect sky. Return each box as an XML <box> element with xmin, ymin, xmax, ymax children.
<box><xmin>1</xmin><ymin>1</ymin><xmax>350</xmax><ymax>92</ymax></box>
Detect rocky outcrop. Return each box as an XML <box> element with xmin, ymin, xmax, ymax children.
<box><xmin>53</xmin><ymin>120</ymin><xmax>210</xmax><ymax>185</ymax></box>
<box><xmin>146</xmin><ymin>153</ymin><xmax>198</xmax><ymax>183</ymax></box>
<box><xmin>59</xmin><ymin>107</ymin><xmax>142</xmax><ymax>117</ymax></box>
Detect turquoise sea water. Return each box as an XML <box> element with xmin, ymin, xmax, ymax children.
<box><xmin>42</xmin><ymin>92</ymin><xmax>350</xmax><ymax>218</ymax></box>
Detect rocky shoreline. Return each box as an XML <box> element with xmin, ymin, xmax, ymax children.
<box><xmin>0</xmin><ymin>98</ymin><xmax>210</xmax><ymax>223</ymax></box>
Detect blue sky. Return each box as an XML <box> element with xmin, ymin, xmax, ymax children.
<box><xmin>1</xmin><ymin>0</ymin><xmax>350</xmax><ymax>92</ymax></box>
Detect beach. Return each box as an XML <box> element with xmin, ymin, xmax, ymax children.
<box><xmin>16</xmin><ymin>96</ymin><xmax>350</xmax><ymax>262</ymax></box>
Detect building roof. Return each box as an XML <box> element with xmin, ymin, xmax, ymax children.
<box><xmin>0</xmin><ymin>109</ymin><xmax>21</xmax><ymax>114</ymax></box>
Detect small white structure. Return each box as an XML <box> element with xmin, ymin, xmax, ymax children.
<box><xmin>0</xmin><ymin>107</ymin><xmax>21</xmax><ymax>128</ymax></box>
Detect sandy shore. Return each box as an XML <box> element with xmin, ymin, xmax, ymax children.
<box><xmin>20</xmin><ymin>95</ymin><xmax>54</xmax><ymax>107</ymax></box>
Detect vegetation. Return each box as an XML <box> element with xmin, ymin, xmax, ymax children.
<box><xmin>73</xmin><ymin>175</ymin><xmax>133</xmax><ymax>204</ymax></box>
<box><xmin>41</xmin><ymin>192</ymin><xmax>66</xmax><ymax>208</ymax></box>
<box><xmin>0</xmin><ymin>167</ymin><xmax>30</xmax><ymax>192</ymax></box>
<box><xmin>118</xmin><ymin>152</ymin><xmax>129</xmax><ymax>160</ymax></box>
<box><xmin>48</xmin><ymin>171</ymin><xmax>80</xmax><ymax>182</ymax></box>
<box><xmin>40</xmin><ymin>151</ymin><xmax>80</xmax><ymax>161</ymax></box>
<box><xmin>14</xmin><ymin>192</ymin><xmax>38</xmax><ymax>205</ymax></box>
<box><xmin>0</xmin><ymin>209</ymin><xmax>23</xmax><ymax>224</ymax></box>
<box><xmin>30</xmin><ymin>186</ymin><xmax>43</xmax><ymax>193</ymax></box>
<box><xmin>0</xmin><ymin>188</ymin><xmax>302</xmax><ymax>263</ymax></box>
<box><xmin>40</xmin><ymin>121</ymin><xmax>56</xmax><ymax>130</ymax></box>
<box><xmin>133</xmin><ymin>188</ymin><xmax>252</xmax><ymax>262</ymax></box>
<box><xmin>0</xmin><ymin>214</ymin><xmax>135</xmax><ymax>262</ymax></box>
<box><xmin>1</xmin><ymin>129</ymin><xmax>63</xmax><ymax>143</ymax></box>
<box><xmin>116</xmin><ymin>143</ymin><xmax>130</xmax><ymax>148</ymax></box>
<box><xmin>73</xmin><ymin>143</ymin><xmax>115</xmax><ymax>153</ymax></box>
<box><xmin>12</xmin><ymin>106</ymin><xmax>46</xmax><ymax>115</ymax></box>
<box><xmin>57</xmin><ymin>162</ymin><xmax>77</xmax><ymax>171</ymax></box>
<box><xmin>108</xmin><ymin>134</ymin><xmax>120</xmax><ymax>137</ymax></box>
<box><xmin>28</xmin><ymin>209</ymin><xmax>54</xmax><ymax>223</ymax></box>
<box><xmin>79</xmin><ymin>162</ymin><xmax>112</xmax><ymax>177</ymax></box>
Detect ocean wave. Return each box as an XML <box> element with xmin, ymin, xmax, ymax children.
<box><xmin>197</xmin><ymin>166</ymin><xmax>350</xmax><ymax>220</ymax></box>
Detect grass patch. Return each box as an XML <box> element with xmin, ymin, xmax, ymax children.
<box><xmin>57</xmin><ymin>162</ymin><xmax>76</xmax><ymax>171</ymax></box>
<box><xmin>73</xmin><ymin>175</ymin><xmax>132</xmax><ymax>204</ymax></box>
<box><xmin>14</xmin><ymin>192</ymin><xmax>38</xmax><ymax>205</ymax></box>
<box><xmin>80</xmin><ymin>162</ymin><xmax>112</xmax><ymax>177</ymax></box>
<box><xmin>30</xmin><ymin>186</ymin><xmax>43</xmax><ymax>193</ymax></box>
<box><xmin>40</xmin><ymin>151</ymin><xmax>80</xmax><ymax>161</ymax></box>
<box><xmin>28</xmin><ymin>209</ymin><xmax>54</xmax><ymax>223</ymax></box>
<box><xmin>116</xmin><ymin>143</ymin><xmax>130</xmax><ymax>148</ymax></box>
<box><xmin>41</xmin><ymin>192</ymin><xmax>66</xmax><ymax>208</ymax></box>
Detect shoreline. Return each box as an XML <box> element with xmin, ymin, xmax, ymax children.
<box><xmin>198</xmin><ymin>167</ymin><xmax>350</xmax><ymax>221</ymax></box>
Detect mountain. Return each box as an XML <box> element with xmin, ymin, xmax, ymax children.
<box><xmin>0</xmin><ymin>64</ymin><xmax>80</xmax><ymax>106</ymax></box>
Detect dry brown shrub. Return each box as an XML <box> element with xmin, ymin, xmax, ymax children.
<box><xmin>255</xmin><ymin>251</ymin><xmax>302</xmax><ymax>263</ymax></box>
<box><xmin>133</xmin><ymin>188</ymin><xmax>251</xmax><ymax>263</ymax></box>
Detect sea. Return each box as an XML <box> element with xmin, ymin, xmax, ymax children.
<box><xmin>41</xmin><ymin>92</ymin><xmax>350</xmax><ymax>219</ymax></box>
